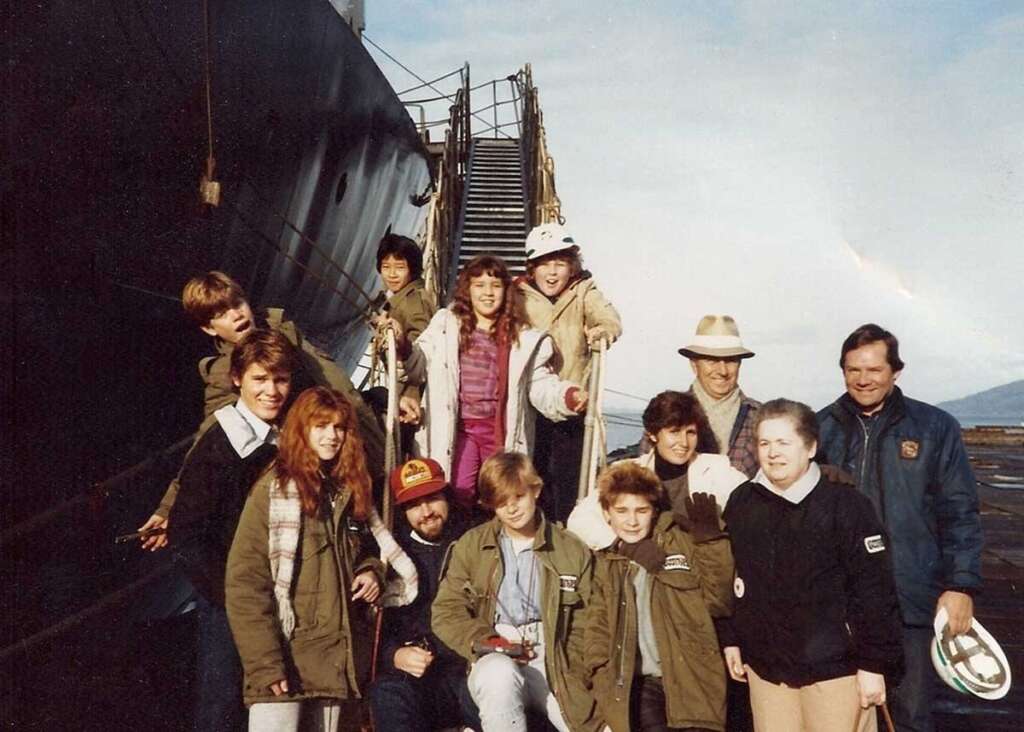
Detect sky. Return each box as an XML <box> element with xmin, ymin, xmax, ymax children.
<box><xmin>363</xmin><ymin>0</ymin><xmax>1024</xmax><ymax>412</ymax></box>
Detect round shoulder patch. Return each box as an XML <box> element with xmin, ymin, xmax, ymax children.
<box><xmin>734</xmin><ymin>576</ymin><xmax>745</xmax><ymax>599</ymax></box>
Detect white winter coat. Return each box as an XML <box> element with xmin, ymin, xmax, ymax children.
<box><xmin>567</xmin><ymin>451</ymin><xmax>747</xmax><ymax>550</ymax></box>
<box><xmin>403</xmin><ymin>308</ymin><xmax>578</xmax><ymax>476</ymax></box>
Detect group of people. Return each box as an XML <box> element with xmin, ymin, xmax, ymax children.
<box><xmin>140</xmin><ymin>223</ymin><xmax>982</xmax><ymax>732</ymax></box>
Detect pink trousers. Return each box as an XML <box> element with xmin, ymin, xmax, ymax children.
<box><xmin>450</xmin><ymin>418</ymin><xmax>499</xmax><ymax>508</ymax></box>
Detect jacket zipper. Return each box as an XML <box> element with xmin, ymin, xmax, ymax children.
<box><xmin>614</xmin><ymin>562</ymin><xmax>631</xmax><ymax>696</ymax></box>
<box><xmin>858</xmin><ymin>415</ymin><xmax>888</xmax><ymax>524</ymax></box>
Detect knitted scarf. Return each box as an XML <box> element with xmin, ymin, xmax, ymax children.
<box><xmin>268</xmin><ymin>478</ymin><xmax>302</xmax><ymax>639</ymax></box>
<box><xmin>692</xmin><ymin>379</ymin><xmax>741</xmax><ymax>456</ymax></box>
<box><xmin>268</xmin><ymin>480</ymin><xmax>419</xmax><ymax>640</ymax></box>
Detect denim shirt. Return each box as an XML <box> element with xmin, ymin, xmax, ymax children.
<box><xmin>495</xmin><ymin>532</ymin><xmax>542</xmax><ymax>626</ymax></box>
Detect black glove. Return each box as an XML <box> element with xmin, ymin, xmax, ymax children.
<box><xmin>674</xmin><ymin>492</ymin><xmax>725</xmax><ymax>544</ymax></box>
<box><xmin>617</xmin><ymin>538</ymin><xmax>666</xmax><ymax>573</ymax></box>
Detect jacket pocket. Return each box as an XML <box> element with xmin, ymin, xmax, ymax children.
<box><xmin>294</xmin><ymin>539</ymin><xmax>332</xmax><ymax>630</ymax></box>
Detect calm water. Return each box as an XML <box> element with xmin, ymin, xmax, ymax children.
<box><xmin>601</xmin><ymin>412</ymin><xmax>1021</xmax><ymax>452</ymax></box>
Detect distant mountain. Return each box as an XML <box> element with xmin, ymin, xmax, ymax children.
<box><xmin>937</xmin><ymin>380</ymin><xmax>1024</xmax><ymax>418</ymax></box>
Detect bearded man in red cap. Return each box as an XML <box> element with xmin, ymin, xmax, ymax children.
<box><xmin>367</xmin><ymin>458</ymin><xmax>480</xmax><ymax>731</ymax></box>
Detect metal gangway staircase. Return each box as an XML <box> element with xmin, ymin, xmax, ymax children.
<box><xmin>458</xmin><ymin>138</ymin><xmax>529</xmax><ymax>274</ymax></box>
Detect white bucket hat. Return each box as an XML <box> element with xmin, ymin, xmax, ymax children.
<box><xmin>678</xmin><ymin>315</ymin><xmax>755</xmax><ymax>360</ymax></box>
<box><xmin>525</xmin><ymin>222</ymin><xmax>579</xmax><ymax>261</ymax></box>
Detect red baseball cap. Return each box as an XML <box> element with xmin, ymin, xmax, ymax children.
<box><xmin>389</xmin><ymin>458</ymin><xmax>448</xmax><ymax>506</ymax></box>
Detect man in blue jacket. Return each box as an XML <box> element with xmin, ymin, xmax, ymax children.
<box><xmin>817</xmin><ymin>323</ymin><xmax>982</xmax><ymax>732</ymax></box>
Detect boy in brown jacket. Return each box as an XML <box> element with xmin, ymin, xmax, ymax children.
<box><xmin>581</xmin><ymin>462</ymin><xmax>734</xmax><ymax>732</ymax></box>
<box><xmin>431</xmin><ymin>452</ymin><xmax>600</xmax><ymax>731</ymax></box>
<box><xmin>138</xmin><ymin>270</ymin><xmax>383</xmax><ymax>547</ymax></box>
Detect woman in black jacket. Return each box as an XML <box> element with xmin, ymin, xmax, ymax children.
<box><xmin>720</xmin><ymin>399</ymin><xmax>902</xmax><ymax>732</ymax></box>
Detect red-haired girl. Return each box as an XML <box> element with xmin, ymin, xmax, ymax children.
<box><xmin>226</xmin><ymin>387</ymin><xmax>383</xmax><ymax>731</ymax></box>
<box><xmin>394</xmin><ymin>255</ymin><xmax>587</xmax><ymax>509</ymax></box>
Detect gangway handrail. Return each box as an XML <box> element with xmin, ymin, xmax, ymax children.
<box><xmin>0</xmin><ymin>435</ymin><xmax>193</xmax><ymax>549</ymax></box>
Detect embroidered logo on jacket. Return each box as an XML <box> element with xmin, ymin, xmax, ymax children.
<box><xmin>663</xmin><ymin>554</ymin><xmax>691</xmax><ymax>571</ymax></box>
<box><xmin>864</xmin><ymin>535</ymin><xmax>886</xmax><ymax>553</ymax></box>
<box><xmin>559</xmin><ymin>575</ymin><xmax>579</xmax><ymax>592</ymax></box>
<box><xmin>900</xmin><ymin>440</ymin><xmax>920</xmax><ymax>459</ymax></box>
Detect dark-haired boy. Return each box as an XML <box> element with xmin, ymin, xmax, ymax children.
<box><xmin>168</xmin><ymin>328</ymin><xmax>298</xmax><ymax>731</ymax></box>
<box><xmin>373</xmin><ymin>234</ymin><xmax>436</xmax><ymax>414</ymax></box>
<box><xmin>580</xmin><ymin>462</ymin><xmax>733</xmax><ymax>732</ymax></box>
<box><xmin>138</xmin><ymin>270</ymin><xmax>384</xmax><ymax>546</ymax></box>
<box><xmin>431</xmin><ymin>452</ymin><xmax>599</xmax><ymax>732</ymax></box>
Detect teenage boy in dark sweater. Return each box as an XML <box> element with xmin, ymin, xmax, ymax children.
<box><xmin>139</xmin><ymin>270</ymin><xmax>383</xmax><ymax>549</ymax></box>
<box><xmin>368</xmin><ymin>457</ymin><xmax>479</xmax><ymax>732</ymax></box>
<box><xmin>168</xmin><ymin>328</ymin><xmax>299</xmax><ymax>731</ymax></box>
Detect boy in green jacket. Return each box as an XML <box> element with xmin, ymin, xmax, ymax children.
<box><xmin>582</xmin><ymin>462</ymin><xmax>734</xmax><ymax>732</ymax></box>
<box><xmin>138</xmin><ymin>270</ymin><xmax>383</xmax><ymax>547</ymax></box>
<box><xmin>431</xmin><ymin>451</ymin><xmax>600</xmax><ymax>731</ymax></box>
<box><xmin>373</xmin><ymin>233</ymin><xmax>435</xmax><ymax>412</ymax></box>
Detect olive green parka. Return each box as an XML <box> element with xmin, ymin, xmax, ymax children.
<box><xmin>431</xmin><ymin>515</ymin><xmax>601</xmax><ymax>732</ymax></box>
<box><xmin>225</xmin><ymin>470</ymin><xmax>384</xmax><ymax>706</ymax></box>
<box><xmin>583</xmin><ymin>512</ymin><xmax>734</xmax><ymax>732</ymax></box>
<box><xmin>384</xmin><ymin>278</ymin><xmax>435</xmax><ymax>400</ymax></box>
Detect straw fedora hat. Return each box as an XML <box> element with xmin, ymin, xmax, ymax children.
<box><xmin>678</xmin><ymin>315</ymin><xmax>755</xmax><ymax>359</ymax></box>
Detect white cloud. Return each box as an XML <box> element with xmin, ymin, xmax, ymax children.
<box><xmin>368</xmin><ymin>1</ymin><xmax>1024</xmax><ymax>411</ymax></box>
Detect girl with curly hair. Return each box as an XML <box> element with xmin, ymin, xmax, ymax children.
<box><xmin>394</xmin><ymin>255</ymin><xmax>587</xmax><ymax>510</ymax></box>
<box><xmin>226</xmin><ymin>387</ymin><xmax>384</xmax><ymax>731</ymax></box>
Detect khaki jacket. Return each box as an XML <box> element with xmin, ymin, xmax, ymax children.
<box><xmin>225</xmin><ymin>470</ymin><xmax>384</xmax><ymax>706</ymax></box>
<box><xmin>431</xmin><ymin>516</ymin><xmax>600</xmax><ymax>732</ymax></box>
<box><xmin>518</xmin><ymin>274</ymin><xmax>622</xmax><ymax>385</ymax></box>
<box><xmin>157</xmin><ymin>308</ymin><xmax>384</xmax><ymax>517</ymax></box>
<box><xmin>584</xmin><ymin>513</ymin><xmax>733</xmax><ymax>732</ymax></box>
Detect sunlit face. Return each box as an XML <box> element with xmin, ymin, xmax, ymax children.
<box><xmin>603</xmin><ymin>493</ymin><xmax>656</xmax><ymax>544</ymax></box>
<box><xmin>690</xmin><ymin>357</ymin><xmax>741</xmax><ymax>400</ymax></box>
<box><xmin>756</xmin><ymin>417</ymin><xmax>816</xmax><ymax>490</ymax></box>
<box><xmin>233</xmin><ymin>363</ymin><xmax>291</xmax><ymax>423</ymax></box>
<box><xmin>308</xmin><ymin>417</ymin><xmax>345</xmax><ymax>462</ymax></box>
<box><xmin>493</xmin><ymin>487</ymin><xmax>540</xmax><ymax>539</ymax></box>
<box><xmin>201</xmin><ymin>299</ymin><xmax>255</xmax><ymax>344</ymax></box>
<box><xmin>469</xmin><ymin>273</ymin><xmax>505</xmax><ymax>323</ymax></box>
<box><xmin>380</xmin><ymin>255</ymin><xmax>412</xmax><ymax>294</ymax></box>
<box><xmin>531</xmin><ymin>255</ymin><xmax>573</xmax><ymax>298</ymax></box>
<box><xmin>649</xmin><ymin>424</ymin><xmax>699</xmax><ymax>466</ymax></box>
<box><xmin>403</xmin><ymin>492</ymin><xmax>450</xmax><ymax>541</ymax></box>
<box><xmin>843</xmin><ymin>341</ymin><xmax>901</xmax><ymax>415</ymax></box>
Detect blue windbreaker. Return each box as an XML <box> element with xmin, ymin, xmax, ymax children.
<box><xmin>816</xmin><ymin>387</ymin><xmax>982</xmax><ymax>626</ymax></box>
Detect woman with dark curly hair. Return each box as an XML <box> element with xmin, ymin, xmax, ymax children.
<box><xmin>392</xmin><ymin>254</ymin><xmax>587</xmax><ymax>509</ymax></box>
<box><xmin>226</xmin><ymin>387</ymin><xmax>384</xmax><ymax>731</ymax></box>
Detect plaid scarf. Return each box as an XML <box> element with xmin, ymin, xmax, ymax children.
<box><xmin>268</xmin><ymin>480</ymin><xmax>419</xmax><ymax>640</ymax></box>
<box><xmin>268</xmin><ymin>479</ymin><xmax>303</xmax><ymax>638</ymax></box>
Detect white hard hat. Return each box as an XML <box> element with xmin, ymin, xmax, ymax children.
<box><xmin>525</xmin><ymin>222</ymin><xmax>578</xmax><ymax>261</ymax></box>
<box><xmin>930</xmin><ymin>606</ymin><xmax>1011</xmax><ymax>700</ymax></box>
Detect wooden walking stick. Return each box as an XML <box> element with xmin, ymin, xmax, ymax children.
<box><xmin>370</xmin><ymin>326</ymin><xmax>400</xmax><ymax>683</ymax></box>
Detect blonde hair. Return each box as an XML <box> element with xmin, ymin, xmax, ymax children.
<box><xmin>477</xmin><ymin>451</ymin><xmax>543</xmax><ymax>511</ymax></box>
<box><xmin>181</xmin><ymin>271</ymin><xmax>247</xmax><ymax>326</ymax></box>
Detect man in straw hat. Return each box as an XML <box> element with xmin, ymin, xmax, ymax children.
<box><xmin>679</xmin><ymin>314</ymin><xmax>761</xmax><ymax>478</ymax></box>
